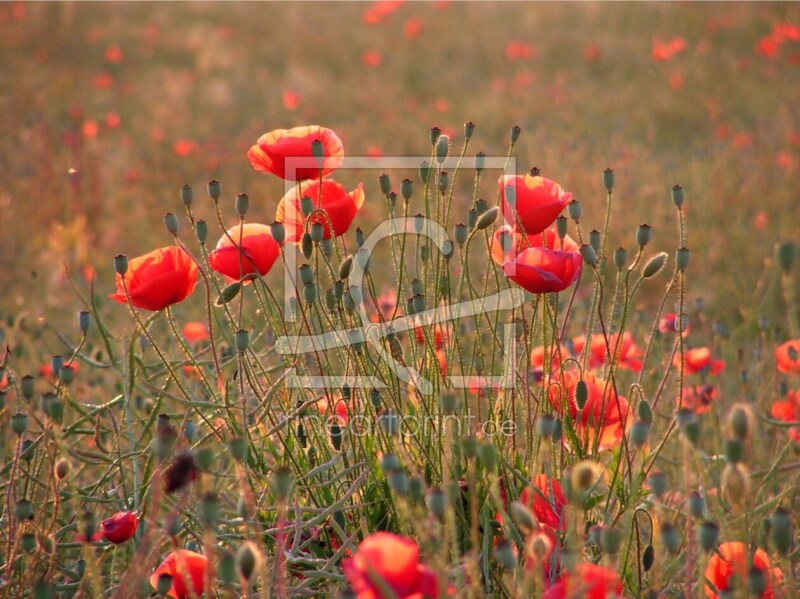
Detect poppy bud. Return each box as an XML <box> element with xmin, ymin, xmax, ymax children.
<box><xmin>728</xmin><ymin>404</ymin><xmax>752</xmax><ymax>441</ymax></box>
<box><xmin>698</xmin><ymin>520</ymin><xmax>719</xmax><ymax>552</ymax></box>
<box><xmin>642</xmin><ymin>544</ymin><xmax>655</xmax><ymax>571</ymax></box>
<box><xmin>614</xmin><ymin>247</ymin><xmax>628</xmax><ymax>270</ymax></box>
<box><xmin>228</xmin><ymin>436</ymin><xmax>248</xmax><ymax>462</ymax></box>
<box><xmin>687</xmin><ymin>491</ymin><xmax>706</xmax><ymax>519</ymax></box>
<box><xmin>770</xmin><ymin>508</ymin><xmax>793</xmax><ymax>556</ymax></box>
<box><xmin>207</xmin><ymin>179</ymin><xmax>221</xmax><ymax>201</ymax></box>
<box><xmin>80</xmin><ymin>511</ymin><xmax>97</xmax><ymax>542</ymax></box>
<box><xmin>11</xmin><ymin>413</ymin><xmax>28</xmax><ymax>435</ymax></box>
<box><xmin>237</xmin><ymin>541</ymin><xmax>262</xmax><ymax>581</ymax></box>
<box><xmin>337</xmin><ymin>254</ymin><xmax>354</xmax><ymax>281</ymax></box>
<box><xmin>426</xmin><ymin>487</ymin><xmax>446</xmax><ymax>518</ymax></box>
<box><xmin>629</xmin><ymin>420</ymin><xmax>650</xmax><ymax>448</ymax></box>
<box><xmin>301</xmin><ymin>232</ymin><xmax>313</xmax><ymax>258</ymax></box>
<box><xmin>419</xmin><ymin>160</ymin><xmax>431</xmax><ymax>183</ymax></box>
<box><xmin>15</xmin><ymin>499</ymin><xmax>33</xmax><ymax>520</ymax></box>
<box><xmin>114</xmin><ymin>254</ymin><xmax>128</xmax><ymax>275</ymax></box>
<box><xmin>180</xmin><ymin>184</ymin><xmax>193</xmax><ymax>208</ymax></box>
<box><xmin>216</xmin><ymin>281</ymin><xmax>241</xmax><ymax>306</ymax></box>
<box><xmin>642</xmin><ymin>252</ymin><xmax>668</xmax><ymax>278</ymax></box>
<box><xmin>552</xmin><ymin>216</ymin><xmax>568</xmax><ymax>241</ymax></box>
<box><xmin>21</xmin><ymin>439</ymin><xmax>35</xmax><ymax>462</ymax></box>
<box><xmin>636</xmin><ymin>224</ymin><xmax>652</xmax><ymax>247</ymax></box>
<box><xmin>163</xmin><ymin>212</ymin><xmax>179</xmax><ymax>236</ymax></box>
<box><xmin>575</xmin><ymin>379</ymin><xmax>588</xmax><ymax>410</ymax></box>
<box><xmin>510</xmin><ymin>501</ymin><xmax>537</xmax><ymax>531</ymax></box>
<box><xmin>199</xmin><ymin>492</ymin><xmax>218</xmax><ymax>528</ymax></box>
<box><xmin>721</xmin><ymin>463</ymin><xmax>750</xmax><ymax>506</ymax></box>
<box><xmin>439</xmin><ymin>392</ymin><xmax>457</xmax><ymax>414</ymax></box>
<box><xmin>475</xmin><ymin>151</ymin><xmax>485</xmax><ymax>173</ymax></box>
<box><xmin>430</xmin><ymin>126</ymin><xmax>442</xmax><ymax>145</ymax></box>
<box><xmin>435</xmin><ymin>135</ymin><xmax>449</xmax><ymax>164</ymax></box>
<box><xmin>676</xmin><ymin>247</ymin><xmax>690</xmax><ymax>271</ymax></box>
<box><xmin>568</xmin><ymin>199</ymin><xmax>582</xmax><ymax>221</ymax></box>
<box><xmin>55</xmin><ymin>458</ymin><xmax>70</xmax><ymax>480</ymax></box>
<box><xmin>299</xmin><ymin>263</ymin><xmax>314</xmax><ymax>285</ymax></box>
<box><xmin>464</xmin><ymin>121</ymin><xmax>475</xmax><ymax>139</ymax></box>
<box><xmin>477</xmin><ymin>443</ymin><xmax>497</xmax><ymax>471</ymax></box>
<box><xmin>21</xmin><ymin>375</ymin><xmax>34</xmax><ymax>400</ymax></box>
<box><xmin>510</xmin><ymin>125</ymin><xmax>521</xmax><ymax>143</ymax></box>
<box><xmin>235</xmin><ymin>329</ymin><xmax>250</xmax><ymax>352</ymax></box>
<box><xmin>454</xmin><ymin>223</ymin><xmax>468</xmax><ymax>246</ymax></box>
<box><xmin>475</xmin><ymin>206</ymin><xmax>499</xmax><ymax>230</ymax></box>
<box><xmin>235</xmin><ymin>193</ymin><xmax>249</xmax><ymax>217</ymax></box>
<box><xmin>49</xmin><ymin>355</ymin><xmax>64</xmax><ymax>378</ymax></box>
<box><xmin>647</xmin><ymin>470</ymin><xmax>668</xmax><ymax>499</ymax></box>
<box><xmin>589</xmin><ymin>230</ymin><xmax>601</xmax><ymax>253</ymax></box>
<box><xmin>475</xmin><ymin>198</ymin><xmax>488</xmax><ymax>215</ymax></box>
<box><xmin>21</xmin><ymin>533</ymin><xmax>37</xmax><ymax>553</ymax></box>
<box><xmin>776</xmin><ymin>241</ymin><xmax>796</xmax><ymax>273</ymax></box>
<box><xmin>723</xmin><ymin>438</ymin><xmax>744</xmax><ymax>464</ymax></box>
<box><xmin>602</xmin><ymin>168</ymin><xmax>614</xmax><ymax>192</ymax></box>
<box><xmin>747</xmin><ymin>566</ymin><xmax>767</xmax><ymax>596</ymax></box>
<box><xmin>380</xmin><ymin>454</ymin><xmax>401</xmax><ymax>474</ymax></box>
<box><xmin>600</xmin><ymin>526</ymin><xmax>623</xmax><ymax>555</ymax></box>
<box><xmin>495</xmin><ymin>540</ymin><xmax>517</xmax><ymax>570</ymax></box>
<box><xmin>580</xmin><ymin>244</ymin><xmax>599</xmax><ymax>267</ymax></box>
<box><xmin>309</xmin><ymin>222</ymin><xmax>324</xmax><ymax>244</ymax></box>
<box><xmin>59</xmin><ymin>365</ymin><xmax>75</xmax><ymax>385</ymax></box>
<box><xmin>195</xmin><ymin>219</ymin><xmax>208</xmax><ymax>244</ymax></box>
<box><xmin>379</xmin><ymin>173</ymin><xmax>392</xmax><ymax>196</ymax></box>
<box><xmin>660</xmin><ymin>523</ymin><xmax>681</xmax><ymax>554</ymax></box>
<box><xmin>329</xmin><ymin>421</ymin><xmax>343</xmax><ymax>450</ymax></box>
<box><xmin>79</xmin><ymin>311</ymin><xmax>91</xmax><ymax>334</ymax></box>
<box><xmin>438</xmin><ymin>170</ymin><xmax>449</xmax><ymax>193</ymax></box>
<box><xmin>467</xmin><ymin>208</ymin><xmax>478</xmax><ymax>230</ymax></box>
<box><xmin>671</xmin><ymin>184</ymin><xmax>684</xmax><ymax>208</ymax></box>
<box><xmin>195</xmin><ymin>446</ymin><xmax>214</xmax><ymax>471</ymax></box>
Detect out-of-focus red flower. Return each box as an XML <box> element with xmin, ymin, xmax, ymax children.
<box><xmin>756</xmin><ymin>36</ymin><xmax>781</xmax><ymax>59</ymax></box>
<box><xmin>173</xmin><ymin>140</ymin><xmax>198</xmax><ymax>157</ymax></box>
<box><xmin>658</xmin><ymin>312</ymin><xmax>690</xmax><ymax>337</ymax></box>
<box><xmin>104</xmin><ymin>44</ymin><xmax>123</xmax><ymax>64</ymax></box>
<box><xmin>753</xmin><ymin>211</ymin><xmax>768</xmax><ymax>231</ymax></box>
<box><xmin>522</xmin><ymin>474</ymin><xmax>567</xmax><ymax>531</ymax></box>
<box><xmin>39</xmin><ymin>361</ymin><xmax>81</xmax><ymax>380</ymax></box>
<box><xmin>669</xmin><ymin>72</ymin><xmax>684</xmax><ymax>90</ymax></box>
<box><xmin>361</xmin><ymin>0</ymin><xmax>404</xmax><ymax>25</ymax></box>
<box><xmin>505</xmin><ymin>41</ymin><xmax>536</xmax><ymax>61</ymax></box>
<box><xmin>403</xmin><ymin>17</ymin><xmax>423</xmax><ymax>39</ymax></box>
<box><xmin>776</xmin><ymin>151</ymin><xmax>795</xmax><ymax>170</ymax></box>
<box><xmin>677</xmin><ymin>384</ymin><xmax>718</xmax><ymax>414</ymax></box>
<box><xmin>652</xmin><ymin>37</ymin><xmax>687</xmax><ymax>61</ymax></box>
<box><xmin>105</xmin><ymin>111</ymin><xmax>121</xmax><ymax>129</ymax></box>
<box><xmin>675</xmin><ymin>347</ymin><xmax>725</xmax><ymax>376</ymax></box>
<box><xmin>370</xmin><ymin>289</ymin><xmax>397</xmax><ymax>322</ymax></box>
<box><xmin>415</xmin><ymin>321</ymin><xmax>447</xmax><ymax>349</ymax></box>
<box><xmin>498</xmin><ymin>174</ymin><xmax>572</xmax><ymax>234</ymax></box>
<box><xmin>182</xmin><ymin>322</ymin><xmax>209</xmax><ymax>343</ymax></box>
<box><xmin>282</xmin><ymin>89</ymin><xmax>300</xmax><ymax>111</ymax></box>
<box><xmin>573</xmin><ymin>332</ymin><xmax>643</xmax><ymax>372</ymax></box>
<box><xmin>704</xmin><ymin>542</ymin><xmax>782</xmax><ymax>598</ymax></box>
<box><xmin>276</xmin><ymin>179</ymin><xmax>365</xmax><ymax>241</ymax></box>
<box><xmin>316</xmin><ymin>395</ymin><xmax>349</xmax><ymax>427</ymax></box>
<box><xmin>583</xmin><ymin>43</ymin><xmax>602</xmax><ymax>62</ymax></box>
<box><xmin>363</xmin><ymin>50</ymin><xmax>383</xmax><ymax>67</ymax></box>
<box><xmin>771</xmin><ymin>389</ymin><xmax>800</xmax><ymax>444</ymax></box>
<box><xmin>343</xmin><ymin>532</ymin><xmax>440</xmax><ymax>599</ymax></box>
<box><xmin>548</xmin><ymin>371</ymin><xmax>630</xmax><ymax>451</ymax></box>
<box><xmin>776</xmin><ymin>340</ymin><xmax>800</xmax><ymax>374</ymax></box>
<box><xmin>774</xmin><ymin>22</ymin><xmax>800</xmax><ymax>42</ymax></box>
<box><xmin>93</xmin><ymin>72</ymin><xmax>114</xmax><ymax>89</ymax></box>
<box><xmin>149</xmin><ymin>550</ymin><xmax>209</xmax><ymax>599</ymax></box>
<box><xmin>101</xmin><ymin>511</ymin><xmax>138</xmax><ymax>544</ymax></box>
<box><xmin>82</xmin><ymin>119</ymin><xmax>99</xmax><ymax>139</ymax></box>
<box><xmin>208</xmin><ymin>223</ymin><xmax>281</xmax><ymax>284</ymax></box>
<box><xmin>247</xmin><ymin>126</ymin><xmax>344</xmax><ymax>181</ymax></box>
<box><xmin>366</xmin><ymin>145</ymin><xmax>383</xmax><ymax>158</ymax></box>
<box><xmin>531</xmin><ymin>344</ymin><xmax>571</xmax><ymax>373</ymax></box>
<box><xmin>108</xmin><ymin>246</ymin><xmax>199</xmax><ymax>312</ymax></box>
<box><xmin>542</xmin><ymin>562</ymin><xmax>626</xmax><ymax>599</ymax></box>
<box><xmin>490</xmin><ymin>225</ymin><xmax>582</xmax><ymax>295</ymax></box>
<box><xmin>732</xmin><ymin>132</ymin><xmax>754</xmax><ymax>149</ymax></box>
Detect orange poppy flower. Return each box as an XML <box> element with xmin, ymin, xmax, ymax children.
<box><xmin>276</xmin><ymin>179</ymin><xmax>365</xmax><ymax>241</ymax></box>
<box><xmin>704</xmin><ymin>542</ymin><xmax>782</xmax><ymax>598</ymax></box>
<box><xmin>543</xmin><ymin>562</ymin><xmax>627</xmax><ymax>599</ymax></box>
<box><xmin>490</xmin><ymin>225</ymin><xmax>582</xmax><ymax>295</ymax></box>
<box><xmin>101</xmin><ymin>511</ymin><xmax>138</xmax><ymax>544</ymax></box>
<box><xmin>771</xmin><ymin>389</ymin><xmax>800</xmax><ymax>444</ymax></box>
<box><xmin>150</xmin><ymin>550</ymin><xmax>208</xmax><ymax>599</ymax></box>
<box><xmin>674</xmin><ymin>347</ymin><xmax>724</xmax><ymax>376</ymax></box>
<box><xmin>776</xmin><ymin>339</ymin><xmax>800</xmax><ymax>374</ymax></box>
<box><xmin>182</xmin><ymin>321</ymin><xmax>209</xmax><ymax>343</ymax></box>
<box><xmin>548</xmin><ymin>370</ymin><xmax>630</xmax><ymax>451</ymax></box>
<box><xmin>109</xmin><ymin>246</ymin><xmax>198</xmax><ymax>312</ymax></box>
<box><xmin>498</xmin><ymin>174</ymin><xmax>572</xmax><ymax>235</ymax></box>
<box><xmin>208</xmin><ymin>224</ymin><xmax>281</xmax><ymax>283</ymax></box>
<box><xmin>247</xmin><ymin>126</ymin><xmax>343</xmax><ymax>181</ymax></box>
<box><xmin>343</xmin><ymin>532</ymin><xmax>441</xmax><ymax>599</ymax></box>
<box><xmin>678</xmin><ymin>384</ymin><xmax>718</xmax><ymax>414</ymax></box>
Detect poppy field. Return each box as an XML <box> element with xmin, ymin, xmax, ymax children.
<box><xmin>2</xmin><ymin>2</ymin><xmax>800</xmax><ymax>598</ymax></box>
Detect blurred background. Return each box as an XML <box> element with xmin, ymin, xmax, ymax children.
<box><xmin>1</xmin><ymin>1</ymin><xmax>798</xmax><ymax>325</ymax></box>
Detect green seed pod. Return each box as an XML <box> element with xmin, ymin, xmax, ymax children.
<box><xmin>15</xmin><ymin>499</ymin><xmax>33</xmax><ymax>520</ymax></box>
<box><xmin>776</xmin><ymin>241</ymin><xmax>796</xmax><ymax>273</ymax></box>
<box><xmin>475</xmin><ymin>151</ymin><xmax>485</xmax><ymax>173</ymax></box>
<box><xmin>329</xmin><ymin>421</ymin><xmax>342</xmax><ymax>450</ymax></box>
<box><xmin>580</xmin><ymin>244</ymin><xmax>599</xmax><ymax>267</ymax></box>
<box><xmin>50</xmin><ymin>355</ymin><xmax>64</xmax><ymax>377</ymax></box>
<box><xmin>575</xmin><ymin>380</ymin><xmax>588</xmax><ymax>410</ymax></box>
<box><xmin>475</xmin><ymin>206</ymin><xmax>499</xmax><ymax>230</ymax></box>
<box><xmin>21</xmin><ymin>375</ymin><xmax>35</xmax><ymax>401</ymax></box>
<box><xmin>602</xmin><ymin>168</ymin><xmax>614</xmax><ymax>192</ymax></box>
<box><xmin>438</xmin><ymin>170</ymin><xmax>449</xmax><ymax>193</ymax></box>
<box><xmin>235</xmin><ymin>329</ymin><xmax>250</xmax><ymax>352</ymax></box>
<box><xmin>412</xmin><ymin>293</ymin><xmax>425</xmax><ymax>314</ymax></box>
<box><xmin>271</xmin><ymin>466</ymin><xmax>293</xmax><ymax>501</ymax></box>
<box><xmin>217</xmin><ymin>549</ymin><xmax>236</xmax><ymax>585</ymax></box>
<box><xmin>642</xmin><ymin>545</ymin><xmax>655</xmax><ymax>571</ymax></box>
<box><xmin>464</xmin><ymin>121</ymin><xmax>475</xmax><ymax>140</ymax></box>
<box><xmin>11</xmin><ymin>413</ymin><xmax>28</xmax><ymax>435</ymax></box>
<box><xmin>642</xmin><ymin>252</ymin><xmax>668</xmax><ymax>278</ymax></box>
<box><xmin>180</xmin><ymin>184</ymin><xmax>193</xmax><ymax>208</ymax></box>
<box><xmin>589</xmin><ymin>230</ymin><xmax>601</xmax><ymax>253</ymax></box>
<box><xmin>614</xmin><ymin>247</ymin><xmax>628</xmax><ymax>270</ymax></box>
<box><xmin>301</xmin><ymin>232</ymin><xmax>313</xmax><ymax>258</ymax></box>
<box><xmin>460</xmin><ymin>435</ymin><xmax>478</xmax><ymax>459</ymax></box>
<box><xmin>430</xmin><ymin>126</ymin><xmax>442</xmax><ymax>146</ymax></box>
<box><xmin>442</xmin><ymin>239</ymin><xmax>454</xmax><ymax>260</ymax></box>
<box><xmin>59</xmin><ymin>365</ymin><xmax>75</xmax><ymax>385</ymax></box>
<box><xmin>629</xmin><ymin>420</ymin><xmax>650</xmax><ymax>448</ymax></box>
<box><xmin>388</xmin><ymin>469</ymin><xmax>409</xmax><ymax>496</ymax></box>
<box><xmin>729</xmin><ymin>405</ymin><xmax>751</xmax><ymax>440</ymax></box>
<box><xmin>770</xmin><ymin>507</ymin><xmax>793</xmax><ymax>556</ymax></box>
<box><xmin>636</xmin><ymin>224</ymin><xmax>652</xmax><ymax>248</ymax></box>
<box><xmin>235</xmin><ymin>193</ymin><xmax>249</xmax><ymax>217</ymax></box>
<box><xmin>556</xmin><ymin>215</ymin><xmax>568</xmax><ymax>240</ymax></box>
<box><xmin>156</xmin><ymin>573</ymin><xmax>174</xmax><ymax>596</ymax></box>
<box><xmin>410</xmin><ymin>278</ymin><xmax>424</xmax><ymax>296</ymax></box>
<box><xmin>671</xmin><ymin>184</ymin><xmax>684</xmax><ymax>208</ymax></box>
<box><xmin>475</xmin><ymin>198</ymin><xmax>488</xmax><ymax>215</ymax></box>
<box><xmin>638</xmin><ymin>400</ymin><xmax>653</xmax><ymax>425</ymax></box>
<box><xmin>183</xmin><ymin>420</ymin><xmax>197</xmax><ymax>442</ymax></box>
<box><xmin>237</xmin><ymin>541</ymin><xmax>262</xmax><ymax>581</ymax></box>
<box><xmin>114</xmin><ymin>254</ymin><xmax>128</xmax><ymax>275</ymax></box>
<box><xmin>495</xmin><ymin>540</ymin><xmax>517</xmax><ymax>570</ymax></box>
<box><xmin>80</xmin><ymin>511</ymin><xmax>97</xmax><ymax>542</ymax></box>
<box><xmin>687</xmin><ymin>491</ymin><xmax>705</xmax><ymax>519</ymax></box>
<box><xmin>199</xmin><ymin>492</ymin><xmax>219</xmax><ymax>528</ymax></box>
<box><xmin>676</xmin><ymin>247</ymin><xmax>690</xmax><ymax>271</ymax></box>
<box><xmin>600</xmin><ymin>526</ymin><xmax>624</xmax><ymax>555</ymax></box>
<box><xmin>698</xmin><ymin>520</ymin><xmax>720</xmax><ymax>552</ymax></box>
<box><xmin>408</xmin><ymin>476</ymin><xmax>425</xmax><ymax>502</ymax></box>
<box><xmin>379</xmin><ymin>172</ymin><xmax>392</xmax><ymax>196</ymax></box>
<box><xmin>379</xmin><ymin>412</ymin><xmax>400</xmax><ymax>436</ymax></box>
<box><xmin>510</xmin><ymin>125</ymin><xmax>521</xmax><ymax>143</ymax></box>
<box><xmin>269</xmin><ymin>221</ymin><xmax>285</xmax><ymax>245</ymax></box>
<box><xmin>317</xmin><ymin>236</ymin><xmax>331</xmax><ymax>257</ymax></box>
<box><xmin>477</xmin><ymin>442</ymin><xmax>497</xmax><ymax>471</ymax></box>
<box><xmin>568</xmin><ymin>199</ymin><xmax>582</xmax><ymax>221</ymax></box>
<box><xmin>439</xmin><ymin>392</ymin><xmax>457</xmax><ymax>413</ymax></box>
<box><xmin>509</xmin><ymin>501</ymin><xmax>537</xmax><ymax>531</ymax></box>
<box><xmin>325</xmin><ymin>287</ymin><xmax>337</xmax><ymax>312</ymax></box>
<box><xmin>426</xmin><ymin>487</ymin><xmax>446</xmax><ymax>518</ymax></box>
<box><xmin>537</xmin><ymin>414</ymin><xmax>556</xmax><ymax>439</ymax></box>
<box><xmin>310</xmin><ymin>222</ymin><xmax>324</xmax><ymax>243</ymax></box>
<box><xmin>20</xmin><ymin>439</ymin><xmax>35</xmax><ymax>462</ymax></box>
<box><xmin>676</xmin><ymin>408</ymin><xmax>700</xmax><ymax>444</ymax></box>
<box><xmin>75</xmin><ymin>559</ymin><xmax>86</xmax><ymax>580</ymax></box>
<box><xmin>303</xmin><ymin>282</ymin><xmax>317</xmax><ymax>304</ymax></box>
<box><xmin>747</xmin><ymin>566</ymin><xmax>767</xmax><ymax>597</ymax></box>
<box><xmin>195</xmin><ymin>219</ymin><xmax>208</xmax><ymax>244</ymax></box>
<box><xmin>419</xmin><ymin>160</ymin><xmax>431</xmax><ymax>183</ymax></box>
<box><xmin>227</xmin><ymin>436</ymin><xmax>248</xmax><ymax>462</ymax></box>
<box><xmin>647</xmin><ymin>470</ymin><xmax>668</xmax><ymax>499</ymax></box>
<box><xmin>299</xmin><ymin>263</ymin><xmax>313</xmax><ymax>285</ymax></box>
<box><xmin>454</xmin><ymin>223</ymin><xmax>468</xmax><ymax>246</ymax></box>
<box><xmin>216</xmin><ymin>281</ymin><xmax>241</xmax><ymax>305</ymax></box>
<box><xmin>195</xmin><ymin>446</ymin><xmax>214</xmax><ymax>471</ymax></box>
<box><xmin>435</xmin><ymin>135</ymin><xmax>449</xmax><ymax>164</ymax></box>
<box><xmin>334</xmin><ymin>280</ymin><xmax>345</xmax><ymax>300</ymax></box>
<box><xmin>163</xmin><ymin>212</ymin><xmax>179</xmax><ymax>235</ymax></box>
<box><xmin>380</xmin><ymin>454</ymin><xmax>401</xmax><ymax>473</ymax></box>
<box><xmin>311</xmin><ymin>138</ymin><xmax>324</xmax><ymax>164</ymax></box>
<box><xmin>78</xmin><ymin>311</ymin><xmax>91</xmax><ymax>334</ymax></box>
<box><xmin>467</xmin><ymin>208</ymin><xmax>478</xmax><ymax>230</ymax></box>
<box><xmin>21</xmin><ymin>532</ymin><xmax>37</xmax><ymax>553</ymax></box>
<box><xmin>369</xmin><ymin>388</ymin><xmax>381</xmax><ymax>410</ymax></box>
<box><xmin>723</xmin><ymin>438</ymin><xmax>745</xmax><ymax>464</ymax></box>
<box><xmin>661</xmin><ymin>522</ymin><xmax>681</xmax><ymax>554</ymax></box>
<box><xmin>207</xmin><ymin>179</ymin><xmax>221</xmax><ymax>201</ymax></box>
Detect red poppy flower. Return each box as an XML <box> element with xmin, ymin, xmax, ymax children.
<box><xmin>415</xmin><ymin>321</ymin><xmax>448</xmax><ymax>349</ymax></box>
<box><xmin>704</xmin><ymin>542</ymin><xmax>782</xmax><ymax>598</ymax></box>
<box><xmin>658</xmin><ymin>312</ymin><xmax>690</xmax><ymax>337</ymax></box>
<box><xmin>548</xmin><ymin>371</ymin><xmax>630</xmax><ymax>451</ymax></box>
<box><xmin>208</xmin><ymin>224</ymin><xmax>281</xmax><ymax>284</ymax></box>
<box><xmin>521</xmin><ymin>474</ymin><xmax>567</xmax><ymax>531</ymax></box>
<box><xmin>182</xmin><ymin>321</ymin><xmax>209</xmax><ymax>343</ymax></box>
<box><xmin>343</xmin><ymin>532</ymin><xmax>440</xmax><ymax>599</ymax></box>
<box><xmin>108</xmin><ymin>246</ymin><xmax>198</xmax><ymax>312</ymax></box>
<box><xmin>498</xmin><ymin>175</ymin><xmax>572</xmax><ymax>234</ymax></box>
<box><xmin>491</xmin><ymin>225</ymin><xmax>582</xmax><ymax>295</ymax></box>
<box><xmin>543</xmin><ymin>562</ymin><xmax>626</xmax><ymax>599</ymax></box>
<box><xmin>39</xmin><ymin>361</ymin><xmax>81</xmax><ymax>380</ymax></box>
<box><xmin>316</xmin><ymin>395</ymin><xmax>349</xmax><ymax>427</ymax></box>
<box><xmin>678</xmin><ymin>384</ymin><xmax>718</xmax><ymax>415</ymax></box>
<box><xmin>370</xmin><ymin>289</ymin><xmax>398</xmax><ymax>322</ymax></box>
<box><xmin>771</xmin><ymin>389</ymin><xmax>800</xmax><ymax>444</ymax></box>
<box><xmin>149</xmin><ymin>550</ymin><xmax>208</xmax><ymax>599</ymax></box>
<box><xmin>531</xmin><ymin>344</ymin><xmax>571</xmax><ymax>372</ymax></box>
<box><xmin>776</xmin><ymin>339</ymin><xmax>800</xmax><ymax>374</ymax></box>
<box><xmin>101</xmin><ymin>511</ymin><xmax>138</xmax><ymax>544</ymax></box>
<box><xmin>674</xmin><ymin>347</ymin><xmax>725</xmax><ymax>376</ymax></box>
<box><xmin>573</xmin><ymin>332</ymin><xmax>643</xmax><ymax>372</ymax></box>
<box><xmin>247</xmin><ymin>126</ymin><xmax>343</xmax><ymax>181</ymax></box>
<box><xmin>276</xmin><ymin>179</ymin><xmax>365</xmax><ymax>241</ymax></box>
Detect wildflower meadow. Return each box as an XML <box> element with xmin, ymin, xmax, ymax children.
<box><xmin>1</xmin><ymin>2</ymin><xmax>800</xmax><ymax>598</ymax></box>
